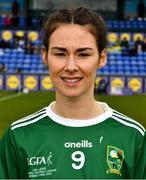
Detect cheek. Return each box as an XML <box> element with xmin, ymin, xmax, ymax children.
<box><xmin>47</xmin><ymin>56</ymin><xmax>58</xmax><ymax>72</ymax></box>
<box><xmin>83</xmin><ymin>62</ymin><xmax>98</xmax><ymax>77</ymax></box>
<box><xmin>48</xmin><ymin>62</ymin><xmax>62</xmax><ymax>79</ymax></box>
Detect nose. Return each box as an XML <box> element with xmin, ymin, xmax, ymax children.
<box><xmin>64</xmin><ymin>56</ymin><xmax>78</xmax><ymax>72</ymax></box>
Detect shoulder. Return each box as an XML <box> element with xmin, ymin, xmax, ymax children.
<box><xmin>11</xmin><ymin>107</ymin><xmax>48</xmax><ymax>131</ymax></box>
<box><xmin>110</xmin><ymin>108</ymin><xmax>145</xmax><ymax>136</ymax></box>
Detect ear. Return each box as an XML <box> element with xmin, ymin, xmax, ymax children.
<box><xmin>98</xmin><ymin>49</ymin><xmax>107</xmax><ymax>69</ymax></box>
<box><xmin>42</xmin><ymin>47</ymin><xmax>48</xmax><ymax>65</ymax></box>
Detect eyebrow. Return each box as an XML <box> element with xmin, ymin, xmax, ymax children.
<box><xmin>77</xmin><ymin>48</ymin><xmax>93</xmax><ymax>52</ymax></box>
<box><xmin>51</xmin><ymin>47</ymin><xmax>94</xmax><ymax>52</ymax></box>
<box><xmin>51</xmin><ymin>47</ymin><xmax>66</xmax><ymax>51</ymax></box>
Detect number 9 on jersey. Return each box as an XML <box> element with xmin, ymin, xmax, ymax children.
<box><xmin>71</xmin><ymin>151</ymin><xmax>85</xmax><ymax>170</ymax></box>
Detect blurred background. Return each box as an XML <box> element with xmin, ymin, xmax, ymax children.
<box><xmin>0</xmin><ymin>0</ymin><xmax>146</xmax><ymax>136</ymax></box>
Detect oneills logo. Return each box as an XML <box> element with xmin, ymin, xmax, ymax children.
<box><xmin>64</xmin><ymin>140</ymin><xmax>93</xmax><ymax>148</ymax></box>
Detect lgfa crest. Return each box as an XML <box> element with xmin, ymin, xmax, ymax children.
<box><xmin>106</xmin><ymin>145</ymin><xmax>124</xmax><ymax>176</ymax></box>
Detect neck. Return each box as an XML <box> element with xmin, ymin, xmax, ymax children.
<box><xmin>52</xmin><ymin>93</ymin><xmax>104</xmax><ymax>119</ymax></box>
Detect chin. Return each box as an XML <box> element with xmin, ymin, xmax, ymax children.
<box><xmin>64</xmin><ymin>92</ymin><xmax>82</xmax><ymax>98</ymax></box>
<box><xmin>57</xmin><ymin>88</ymin><xmax>84</xmax><ymax>99</ymax></box>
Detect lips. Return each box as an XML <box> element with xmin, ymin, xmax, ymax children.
<box><xmin>61</xmin><ymin>77</ymin><xmax>83</xmax><ymax>83</ymax></box>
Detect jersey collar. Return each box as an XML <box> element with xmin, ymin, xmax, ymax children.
<box><xmin>46</xmin><ymin>101</ymin><xmax>113</xmax><ymax>127</ymax></box>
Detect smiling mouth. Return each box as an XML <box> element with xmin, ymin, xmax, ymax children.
<box><xmin>61</xmin><ymin>77</ymin><xmax>83</xmax><ymax>83</ymax></box>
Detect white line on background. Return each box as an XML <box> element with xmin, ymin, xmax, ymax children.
<box><xmin>0</xmin><ymin>93</ymin><xmax>22</xmax><ymax>102</ymax></box>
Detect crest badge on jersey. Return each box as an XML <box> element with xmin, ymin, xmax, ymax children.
<box><xmin>106</xmin><ymin>145</ymin><xmax>124</xmax><ymax>176</ymax></box>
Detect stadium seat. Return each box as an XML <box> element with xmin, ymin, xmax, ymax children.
<box><xmin>0</xmin><ymin>25</ymin><xmax>145</xmax><ymax>77</ymax></box>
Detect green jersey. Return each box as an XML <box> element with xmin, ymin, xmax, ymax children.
<box><xmin>0</xmin><ymin>102</ymin><xmax>145</xmax><ymax>179</ymax></box>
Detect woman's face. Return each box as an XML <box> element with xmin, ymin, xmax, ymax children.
<box><xmin>43</xmin><ymin>24</ymin><xmax>107</xmax><ymax>99</ymax></box>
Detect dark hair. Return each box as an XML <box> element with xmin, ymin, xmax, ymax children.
<box><xmin>42</xmin><ymin>6</ymin><xmax>107</xmax><ymax>54</ymax></box>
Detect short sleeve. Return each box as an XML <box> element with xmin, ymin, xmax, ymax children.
<box><xmin>134</xmin><ymin>132</ymin><xmax>146</xmax><ymax>179</ymax></box>
<box><xmin>0</xmin><ymin>128</ymin><xmax>19</xmax><ymax>179</ymax></box>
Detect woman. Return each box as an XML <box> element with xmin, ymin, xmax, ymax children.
<box><xmin>0</xmin><ymin>7</ymin><xmax>145</xmax><ymax>179</ymax></box>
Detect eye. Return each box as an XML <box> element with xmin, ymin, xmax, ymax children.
<box><xmin>55</xmin><ymin>53</ymin><xmax>65</xmax><ymax>57</ymax></box>
<box><xmin>79</xmin><ymin>53</ymin><xmax>90</xmax><ymax>57</ymax></box>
